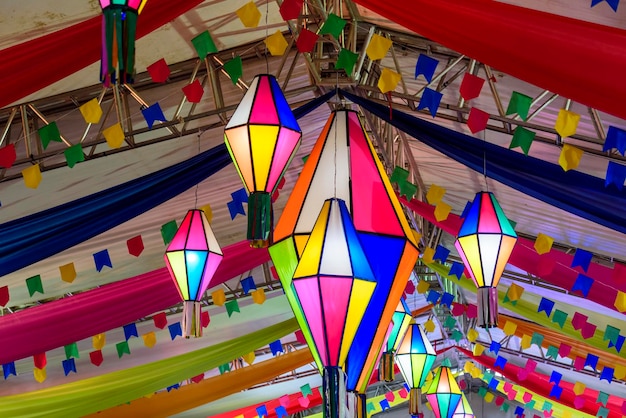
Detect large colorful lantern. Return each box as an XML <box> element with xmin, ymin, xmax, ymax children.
<box><xmin>379</xmin><ymin>298</ymin><xmax>412</xmax><ymax>382</ymax></box>
<box><xmin>452</xmin><ymin>393</ymin><xmax>475</xmax><ymax>418</ymax></box>
<box><xmin>269</xmin><ymin>109</ymin><xmax>419</xmax><ymax>392</ymax></box>
<box><xmin>395</xmin><ymin>322</ymin><xmax>437</xmax><ymax>416</ymax></box>
<box><xmin>99</xmin><ymin>0</ymin><xmax>148</xmax><ymax>85</ymax></box>
<box><xmin>455</xmin><ymin>191</ymin><xmax>517</xmax><ymax>328</ymax></box>
<box><xmin>292</xmin><ymin>198</ymin><xmax>376</xmax><ymax>418</ymax></box>
<box><xmin>224</xmin><ymin>74</ymin><xmax>302</xmax><ymax>248</ymax></box>
<box><xmin>424</xmin><ymin>363</ymin><xmax>463</xmax><ymax>418</ymax></box>
<box><xmin>164</xmin><ymin>209</ymin><xmax>223</xmax><ymax>337</ymax></box>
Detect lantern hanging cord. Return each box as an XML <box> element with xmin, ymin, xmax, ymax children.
<box><xmin>482</xmin><ymin>130</ymin><xmax>488</xmax><ymax>192</ymax></box>
<box><xmin>265</xmin><ymin>0</ymin><xmax>269</xmax><ymax>74</ymax></box>
<box><xmin>194</xmin><ymin>130</ymin><xmax>201</xmax><ymax>208</ymax></box>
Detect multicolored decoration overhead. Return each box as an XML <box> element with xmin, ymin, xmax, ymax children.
<box><xmin>269</xmin><ymin>110</ymin><xmax>419</xmax><ymax>394</ymax></box>
<box><xmin>224</xmin><ymin>74</ymin><xmax>302</xmax><ymax>248</ymax></box>
<box><xmin>379</xmin><ymin>298</ymin><xmax>412</xmax><ymax>382</ymax></box>
<box><xmin>164</xmin><ymin>209</ymin><xmax>223</xmax><ymax>337</ymax></box>
<box><xmin>452</xmin><ymin>393</ymin><xmax>474</xmax><ymax>418</ymax></box>
<box><xmin>424</xmin><ymin>363</ymin><xmax>463</xmax><ymax>418</ymax></box>
<box><xmin>395</xmin><ymin>322</ymin><xmax>437</xmax><ymax>417</ymax></box>
<box><xmin>99</xmin><ymin>0</ymin><xmax>148</xmax><ymax>85</ymax></box>
<box><xmin>291</xmin><ymin>197</ymin><xmax>376</xmax><ymax>418</ymax></box>
<box><xmin>455</xmin><ymin>192</ymin><xmax>517</xmax><ymax>327</ymax></box>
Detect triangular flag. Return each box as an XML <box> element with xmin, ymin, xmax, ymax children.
<box><xmin>141</xmin><ymin>102</ymin><xmax>167</xmax><ymax>130</ymax></box>
<box><xmin>270</xmin><ymin>340</ymin><xmax>284</xmax><ymax>355</ymax></box>
<box><xmin>558</xmin><ymin>144</ymin><xmax>583</xmax><ymax>171</ymax></box>
<box><xmin>510</xmin><ymin>126</ymin><xmax>535</xmax><ymax>155</ymax></box>
<box><xmin>555</xmin><ymin>109</ymin><xmax>580</xmax><ymax>138</ymax></box>
<box><xmin>22</xmin><ymin>164</ymin><xmax>42</xmax><ymax>189</ymax></box>
<box><xmin>280</xmin><ymin>0</ymin><xmax>304</xmax><ymax>20</ymax></box>
<box><xmin>296</xmin><ymin>28</ymin><xmax>318</xmax><ymax>53</ymax></box>
<box><xmin>93</xmin><ymin>333</ymin><xmax>106</xmax><ymax>350</ymax></box>
<box><xmin>223</xmin><ymin>56</ymin><xmax>243</xmax><ymax>85</ymax></box>
<box><xmin>153</xmin><ymin>312</ymin><xmax>167</xmax><ymax>329</ymax></box>
<box><xmin>336</xmin><ymin>48</ymin><xmax>359</xmax><ymax>76</ymax></box>
<box><xmin>265</xmin><ymin>30</ymin><xmax>288</xmax><ymax>56</ymax></box>
<box><xmin>146</xmin><ymin>58</ymin><xmax>170</xmax><ymax>83</ymax></box>
<box><xmin>103</xmin><ymin>123</ymin><xmax>125</xmax><ymax>148</ymax></box>
<box><xmin>127</xmin><ymin>235</ymin><xmax>144</xmax><ymax>257</ymax></box>
<box><xmin>212</xmin><ymin>288</ymin><xmax>226</xmax><ymax>306</ymax></box>
<box><xmin>93</xmin><ymin>249</ymin><xmax>112</xmax><ymax>272</ymax></box>
<box><xmin>182</xmin><ymin>79</ymin><xmax>204</xmax><ymax>103</ymax></box>
<box><xmin>434</xmin><ymin>200</ymin><xmax>452</xmax><ymax>221</ymax></box>
<box><xmin>459</xmin><ymin>73</ymin><xmax>485</xmax><ymax>101</ymax></box>
<box><xmin>415</xmin><ymin>54</ymin><xmax>438</xmax><ymax>82</ymax></box>
<box><xmin>0</xmin><ymin>144</ymin><xmax>16</xmax><ymax>168</ymax></box>
<box><xmin>236</xmin><ymin>2</ymin><xmax>261</xmax><ymax>28</ymax></box>
<box><xmin>0</xmin><ymin>286</ymin><xmax>9</xmax><ymax>307</ymax></box>
<box><xmin>26</xmin><ymin>275</ymin><xmax>44</xmax><ymax>297</ymax></box>
<box><xmin>191</xmin><ymin>31</ymin><xmax>218</xmax><ymax>58</ymax></box>
<box><xmin>169</xmin><ymin>322</ymin><xmax>183</xmax><ymax>340</ymax></box>
<box><xmin>426</xmin><ymin>184</ymin><xmax>446</xmax><ymax>204</ymax></box>
<box><xmin>534</xmin><ymin>233</ymin><xmax>554</xmax><ymax>254</ymax></box>
<box><xmin>3</xmin><ymin>362</ymin><xmax>16</xmax><ymax>379</ymax></box>
<box><xmin>79</xmin><ymin>98</ymin><xmax>103</xmax><ymax>124</ymax></box>
<box><xmin>38</xmin><ymin>122</ymin><xmax>62</xmax><ymax>149</ymax></box>
<box><xmin>33</xmin><ymin>353</ymin><xmax>47</xmax><ymax>369</ymax></box>
<box><xmin>506</xmin><ymin>91</ymin><xmax>533</xmax><ymax>121</ymax></box>
<box><xmin>225</xmin><ymin>299</ymin><xmax>240</xmax><ymax>317</ymax></box>
<box><xmin>116</xmin><ymin>341</ymin><xmax>130</xmax><ymax>358</ymax></box>
<box><xmin>319</xmin><ymin>13</ymin><xmax>346</xmax><ymax>40</ymax></box>
<box><xmin>366</xmin><ymin>34</ymin><xmax>392</xmax><ymax>61</ymax></box>
<box><xmin>418</xmin><ymin>87</ymin><xmax>443</xmax><ymax>118</ymax></box>
<box><xmin>64</xmin><ymin>342</ymin><xmax>79</xmax><ymax>359</ymax></box>
<box><xmin>142</xmin><ymin>331</ymin><xmax>157</xmax><ymax>348</ymax></box>
<box><xmin>161</xmin><ymin>220</ymin><xmax>178</xmax><ymax>245</ymax></box>
<box><xmin>62</xmin><ymin>358</ymin><xmax>77</xmax><ymax>376</ymax></box>
<box><xmin>33</xmin><ymin>367</ymin><xmax>47</xmax><ymax>383</ymax></box>
<box><xmin>64</xmin><ymin>144</ymin><xmax>85</xmax><ymax>168</ymax></box>
<box><xmin>467</xmin><ymin>107</ymin><xmax>490</xmax><ymax>134</ymax></box>
<box><xmin>572</xmin><ymin>248</ymin><xmax>593</xmax><ymax>272</ymax></box>
<box><xmin>123</xmin><ymin>323</ymin><xmax>138</xmax><ymax>341</ymax></box>
<box><xmin>242</xmin><ymin>352</ymin><xmax>256</xmax><ymax>365</ymax></box>
<box><xmin>59</xmin><ymin>262</ymin><xmax>77</xmax><ymax>283</ymax></box>
<box><xmin>241</xmin><ymin>276</ymin><xmax>257</xmax><ymax>294</ymax></box>
<box><xmin>605</xmin><ymin>161</ymin><xmax>626</xmax><ymax>190</ymax></box>
<box><xmin>89</xmin><ymin>350</ymin><xmax>104</xmax><ymax>366</ymax></box>
<box><xmin>603</xmin><ymin>126</ymin><xmax>626</xmax><ymax>155</ymax></box>
<box><xmin>378</xmin><ymin>68</ymin><xmax>401</xmax><ymax>93</ymax></box>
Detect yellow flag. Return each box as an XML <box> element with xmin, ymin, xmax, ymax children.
<box><xmin>507</xmin><ymin>283</ymin><xmax>524</xmax><ymax>301</ymax></box>
<box><xmin>236</xmin><ymin>1</ymin><xmax>261</xmax><ymax>28</ymax></box>
<box><xmin>212</xmin><ymin>288</ymin><xmax>226</xmax><ymax>306</ymax></box>
<box><xmin>200</xmin><ymin>204</ymin><xmax>213</xmax><ymax>223</ymax></box>
<box><xmin>467</xmin><ymin>328</ymin><xmax>478</xmax><ymax>342</ymax></box>
<box><xmin>426</xmin><ymin>184</ymin><xmax>446</xmax><ymax>205</ymax></box>
<box><xmin>521</xmin><ymin>334</ymin><xmax>532</xmax><ymax>350</ymax></box>
<box><xmin>34</xmin><ymin>367</ymin><xmax>47</xmax><ymax>383</ymax></box>
<box><xmin>562</xmin><ymin>411</ymin><xmax>572</xmax><ymax>418</ymax></box>
<box><xmin>416</xmin><ymin>280</ymin><xmax>430</xmax><ymax>294</ymax></box>
<box><xmin>143</xmin><ymin>332</ymin><xmax>157</xmax><ymax>348</ymax></box>
<box><xmin>22</xmin><ymin>164</ymin><xmax>42</xmax><ymax>189</ymax></box>
<box><xmin>484</xmin><ymin>392</ymin><xmax>495</xmax><ymax>403</ymax></box>
<box><xmin>422</xmin><ymin>247</ymin><xmax>434</xmax><ymax>264</ymax></box>
<box><xmin>464</xmin><ymin>361</ymin><xmax>474</xmax><ymax>373</ymax></box>
<box><xmin>366</xmin><ymin>34</ymin><xmax>392</xmax><ymax>61</ymax></box>
<box><xmin>470</xmin><ymin>367</ymin><xmax>481</xmax><ymax>379</ymax></box>
<box><xmin>534</xmin><ymin>233</ymin><xmax>554</xmax><ymax>255</ymax></box>
<box><xmin>378</xmin><ymin>68</ymin><xmax>401</xmax><ymax>93</ymax></box>
<box><xmin>59</xmin><ymin>262</ymin><xmax>77</xmax><ymax>283</ymax></box>
<box><xmin>473</xmin><ymin>344</ymin><xmax>485</xmax><ymax>356</ymax></box>
<box><xmin>93</xmin><ymin>333</ymin><xmax>106</xmax><ymax>350</ymax></box>
<box><xmin>424</xmin><ymin>319</ymin><xmax>436</xmax><ymax>333</ymax></box>
<box><xmin>411</xmin><ymin>229</ymin><xmax>422</xmax><ymax>244</ymax></box>
<box><xmin>558</xmin><ymin>143</ymin><xmax>583</xmax><ymax>171</ymax></box>
<box><xmin>242</xmin><ymin>352</ymin><xmax>256</xmax><ymax>365</ymax></box>
<box><xmin>502</xmin><ymin>320</ymin><xmax>517</xmax><ymax>336</ymax></box>
<box><xmin>614</xmin><ymin>365</ymin><xmax>626</xmax><ymax>380</ymax></box>
<box><xmin>573</xmin><ymin>381</ymin><xmax>586</xmax><ymax>396</ymax></box>
<box><xmin>79</xmin><ymin>98</ymin><xmax>103</xmax><ymax>124</ymax></box>
<box><xmin>434</xmin><ymin>201</ymin><xmax>452</xmax><ymax>221</ymax></box>
<box><xmin>265</xmin><ymin>30</ymin><xmax>288</xmax><ymax>56</ymax></box>
<box><xmin>251</xmin><ymin>288</ymin><xmax>266</xmax><ymax>304</ymax></box>
<box><xmin>555</xmin><ymin>109</ymin><xmax>580</xmax><ymax>139</ymax></box>
<box><xmin>103</xmin><ymin>123</ymin><xmax>125</xmax><ymax>149</ymax></box>
<box><xmin>615</xmin><ymin>291</ymin><xmax>626</xmax><ymax>312</ymax></box>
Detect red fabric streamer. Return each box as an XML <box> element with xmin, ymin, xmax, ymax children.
<box><xmin>0</xmin><ymin>0</ymin><xmax>204</xmax><ymax>109</ymax></box>
<box><xmin>0</xmin><ymin>241</ymin><xmax>269</xmax><ymax>364</ymax></box>
<box><xmin>353</xmin><ymin>0</ymin><xmax>626</xmax><ymax>120</ymax></box>
<box><xmin>399</xmin><ymin>196</ymin><xmax>624</xmax><ymax>313</ymax></box>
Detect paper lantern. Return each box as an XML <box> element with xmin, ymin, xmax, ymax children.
<box><xmin>99</xmin><ymin>0</ymin><xmax>148</xmax><ymax>85</ymax></box>
<box><xmin>424</xmin><ymin>364</ymin><xmax>463</xmax><ymax>418</ymax></box>
<box><xmin>452</xmin><ymin>393</ymin><xmax>474</xmax><ymax>418</ymax></box>
<box><xmin>395</xmin><ymin>323</ymin><xmax>437</xmax><ymax>416</ymax></box>
<box><xmin>269</xmin><ymin>110</ymin><xmax>419</xmax><ymax>392</ymax></box>
<box><xmin>379</xmin><ymin>298</ymin><xmax>412</xmax><ymax>382</ymax></box>
<box><xmin>292</xmin><ymin>197</ymin><xmax>376</xmax><ymax>418</ymax></box>
<box><xmin>224</xmin><ymin>74</ymin><xmax>302</xmax><ymax>248</ymax></box>
<box><xmin>164</xmin><ymin>210</ymin><xmax>223</xmax><ymax>337</ymax></box>
<box><xmin>455</xmin><ymin>191</ymin><xmax>517</xmax><ymax>328</ymax></box>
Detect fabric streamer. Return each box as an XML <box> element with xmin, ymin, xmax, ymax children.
<box><xmin>340</xmin><ymin>89</ymin><xmax>626</xmax><ymax>235</ymax></box>
<box><xmin>351</xmin><ymin>0</ymin><xmax>626</xmax><ymax>121</ymax></box>
<box><xmin>0</xmin><ymin>318</ymin><xmax>298</xmax><ymax>418</ymax></box>
<box><xmin>0</xmin><ymin>240</ymin><xmax>269</xmax><ymax>364</ymax></box>
<box><xmin>0</xmin><ymin>91</ymin><xmax>334</xmax><ymax>277</ymax></box>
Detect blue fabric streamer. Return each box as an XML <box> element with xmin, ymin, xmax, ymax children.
<box><xmin>340</xmin><ymin>89</ymin><xmax>626</xmax><ymax>235</ymax></box>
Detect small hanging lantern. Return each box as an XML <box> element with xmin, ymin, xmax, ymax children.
<box><xmin>424</xmin><ymin>362</ymin><xmax>463</xmax><ymax>418</ymax></box>
<box><xmin>379</xmin><ymin>298</ymin><xmax>412</xmax><ymax>382</ymax></box>
<box><xmin>452</xmin><ymin>393</ymin><xmax>474</xmax><ymax>418</ymax></box>
<box><xmin>292</xmin><ymin>198</ymin><xmax>376</xmax><ymax>418</ymax></box>
<box><xmin>99</xmin><ymin>0</ymin><xmax>148</xmax><ymax>85</ymax></box>
<box><xmin>395</xmin><ymin>322</ymin><xmax>437</xmax><ymax>417</ymax></box>
<box><xmin>454</xmin><ymin>191</ymin><xmax>517</xmax><ymax>328</ymax></box>
<box><xmin>164</xmin><ymin>209</ymin><xmax>223</xmax><ymax>337</ymax></box>
<box><xmin>224</xmin><ymin>74</ymin><xmax>302</xmax><ymax>248</ymax></box>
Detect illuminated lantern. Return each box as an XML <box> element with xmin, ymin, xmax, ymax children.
<box><xmin>379</xmin><ymin>298</ymin><xmax>412</xmax><ymax>382</ymax></box>
<box><xmin>164</xmin><ymin>209</ymin><xmax>223</xmax><ymax>337</ymax></box>
<box><xmin>292</xmin><ymin>198</ymin><xmax>376</xmax><ymax>418</ymax></box>
<box><xmin>395</xmin><ymin>322</ymin><xmax>436</xmax><ymax>417</ymax></box>
<box><xmin>99</xmin><ymin>0</ymin><xmax>148</xmax><ymax>85</ymax></box>
<box><xmin>425</xmin><ymin>363</ymin><xmax>463</xmax><ymax>418</ymax></box>
<box><xmin>224</xmin><ymin>74</ymin><xmax>302</xmax><ymax>248</ymax></box>
<box><xmin>455</xmin><ymin>191</ymin><xmax>517</xmax><ymax>328</ymax></box>
<box><xmin>269</xmin><ymin>110</ymin><xmax>419</xmax><ymax>392</ymax></box>
<box><xmin>452</xmin><ymin>393</ymin><xmax>475</xmax><ymax>418</ymax></box>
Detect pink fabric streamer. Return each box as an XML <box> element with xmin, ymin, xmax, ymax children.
<box><xmin>0</xmin><ymin>241</ymin><xmax>269</xmax><ymax>364</ymax></box>
<box><xmin>399</xmin><ymin>196</ymin><xmax>623</xmax><ymax>313</ymax></box>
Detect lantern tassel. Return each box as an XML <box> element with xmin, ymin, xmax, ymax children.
<box><xmin>409</xmin><ymin>388</ymin><xmax>423</xmax><ymax>417</ymax></box>
<box><xmin>477</xmin><ymin>287</ymin><xmax>499</xmax><ymax>328</ymax></box>
<box><xmin>182</xmin><ymin>300</ymin><xmax>203</xmax><ymax>338</ymax></box>
<box><xmin>101</xmin><ymin>7</ymin><xmax>138</xmax><ymax>85</ymax></box>
<box><xmin>379</xmin><ymin>351</ymin><xmax>395</xmax><ymax>382</ymax></box>
<box><xmin>323</xmin><ymin>366</ymin><xmax>347</xmax><ymax>418</ymax></box>
<box><xmin>247</xmin><ymin>191</ymin><xmax>272</xmax><ymax>248</ymax></box>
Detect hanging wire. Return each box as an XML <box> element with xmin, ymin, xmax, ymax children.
<box><xmin>265</xmin><ymin>0</ymin><xmax>269</xmax><ymax>74</ymax></box>
<box><xmin>194</xmin><ymin>129</ymin><xmax>201</xmax><ymax>208</ymax></box>
<box><xmin>482</xmin><ymin>129</ymin><xmax>489</xmax><ymax>192</ymax></box>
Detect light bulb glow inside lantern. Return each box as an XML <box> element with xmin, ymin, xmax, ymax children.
<box><xmin>454</xmin><ymin>191</ymin><xmax>517</xmax><ymax>328</ymax></box>
<box><xmin>164</xmin><ymin>209</ymin><xmax>223</xmax><ymax>337</ymax></box>
<box><xmin>395</xmin><ymin>323</ymin><xmax>436</xmax><ymax>416</ymax></box>
<box><xmin>224</xmin><ymin>74</ymin><xmax>302</xmax><ymax>248</ymax></box>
